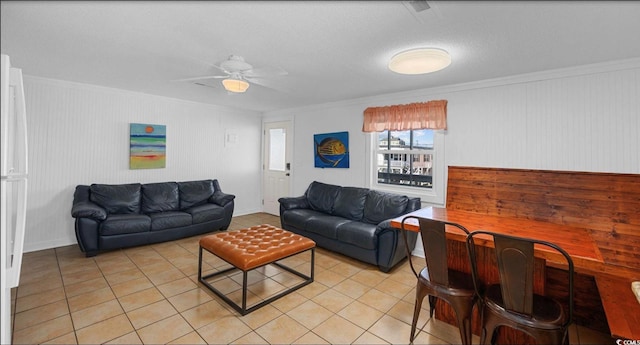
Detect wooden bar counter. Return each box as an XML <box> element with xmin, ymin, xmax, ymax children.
<box><xmin>391</xmin><ymin>206</ymin><xmax>607</xmax><ymax>344</ymax></box>
<box><xmin>391</xmin><ymin>166</ymin><xmax>640</xmax><ymax>342</ymax></box>
<box><xmin>391</xmin><ymin>206</ymin><xmax>604</xmax><ymax>272</ymax></box>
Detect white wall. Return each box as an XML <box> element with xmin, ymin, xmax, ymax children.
<box><xmin>22</xmin><ymin>58</ymin><xmax>640</xmax><ymax>252</ymax></box>
<box><xmin>23</xmin><ymin>77</ymin><xmax>263</xmax><ymax>252</ymax></box>
<box><xmin>264</xmin><ymin>58</ymin><xmax>640</xmax><ymax>199</ymax></box>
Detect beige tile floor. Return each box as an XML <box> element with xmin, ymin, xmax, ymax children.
<box><xmin>11</xmin><ymin>213</ymin><xmax>614</xmax><ymax>345</ymax></box>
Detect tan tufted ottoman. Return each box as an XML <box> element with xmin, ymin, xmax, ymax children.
<box><xmin>198</xmin><ymin>224</ymin><xmax>316</xmax><ymax>315</ymax></box>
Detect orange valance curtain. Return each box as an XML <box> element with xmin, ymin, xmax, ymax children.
<box><xmin>362</xmin><ymin>100</ymin><xmax>447</xmax><ymax>132</ymax></box>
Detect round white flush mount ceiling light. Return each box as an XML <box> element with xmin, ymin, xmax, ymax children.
<box><xmin>388</xmin><ymin>48</ymin><xmax>451</xmax><ymax>75</ymax></box>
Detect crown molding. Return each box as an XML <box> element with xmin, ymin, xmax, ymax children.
<box><xmin>266</xmin><ymin>57</ymin><xmax>640</xmax><ymax>115</ymax></box>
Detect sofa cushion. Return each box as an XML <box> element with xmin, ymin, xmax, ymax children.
<box><xmin>281</xmin><ymin>209</ymin><xmax>326</xmax><ymax>230</ymax></box>
<box><xmin>333</xmin><ymin>187</ymin><xmax>368</xmax><ymax>221</ymax></box>
<box><xmin>184</xmin><ymin>203</ymin><xmax>226</xmax><ymax>224</ymax></box>
<box><xmin>149</xmin><ymin>211</ymin><xmax>192</xmax><ymax>231</ymax></box>
<box><xmin>306</xmin><ymin>215</ymin><xmax>352</xmax><ymax>240</ymax></box>
<box><xmin>90</xmin><ymin>183</ymin><xmax>142</xmax><ymax>215</ymax></box>
<box><xmin>178</xmin><ymin>180</ymin><xmax>214</xmax><ymax>210</ymax></box>
<box><xmin>362</xmin><ymin>190</ymin><xmax>409</xmax><ymax>224</ymax></box>
<box><xmin>142</xmin><ymin>182</ymin><xmax>179</xmax><ymax>214</ymax></box>
<box><xmin>100</xmin><ymin>214</ymin><xmax>150</xmax><ymax>236</ymax></box>
<box><xmin>306</xmin><ymin>181</ymin><xmax>341</xmax><ymax>214</ymax></box>
<box><xmin>336</xmin><ymin>221</ymin><xmax>378</xmax><ymax>250</ymax></box>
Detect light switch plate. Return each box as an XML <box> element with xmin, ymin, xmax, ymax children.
<box><xmin>225</xmin><ymin>130</ymin><xmax>238</xmax><ymax>148</ymax></box>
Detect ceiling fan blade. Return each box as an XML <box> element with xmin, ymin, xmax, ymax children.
<box><xmin>244</xmin><ymin>76</ymin><xmax>271</xmax><ymax>87</ymax></box>
<box><xmin>172</xmin><ymin>75</ymin><xmax>227</xmax><ymax>82</ymax></box>
<box><xmin>211</xmin><ymin>63</ymin><xmax>231</xmax><ymax>74</ymax></box>
<box><xmin>245</xmin><ymin>77</ymin><xmax>291</xmax><ymax>94</ymax></box>
<box><xmin>244</xmin><ymin>66</ymin><xmax>288</xmax><ymax>78</ymax></box>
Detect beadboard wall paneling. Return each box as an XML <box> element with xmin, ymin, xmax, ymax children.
<box><xmin>265</xmin><ymin>61</ymin><xmax>640</xmax><ymax>198</ymax></box>
<box><xmin>23</xmin><ymin>77</ymin><xmax>262</xmax><ymax>252</ymax></box>
<box><xmin>445</xmin><ymin>68</ymin><xmax>640</xmax><ymax>173</ymax></box>
<box><xmin>288</xmin><ymin>108</ymin><xmax>367</xmax><ymax>194</ymax></box>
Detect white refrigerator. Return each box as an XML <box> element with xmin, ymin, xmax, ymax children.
<box><xmin>1</xmin><ymin>54</ymin><xmax>28</xmax><ymax>345</ymax></box>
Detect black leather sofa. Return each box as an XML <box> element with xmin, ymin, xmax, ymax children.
<box><xmin>71</xmin><ymin>179</ymin><xmax>235</xmax><ymax>257</ymax></box>
<box><xmin>279</xmin><ymin>181</ymin><xmax>420</xmax><ymax>272</ymax></box>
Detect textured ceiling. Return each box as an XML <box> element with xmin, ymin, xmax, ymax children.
<box><xmin>2</xmin><ymin>1</ymin><xmax>640</xmax><ymax>112</ymax></box>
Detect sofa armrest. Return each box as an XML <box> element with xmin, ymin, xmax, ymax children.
<box><xmin>209</xmin><ymin>190</ymin><xmax>236</xmax><ymax>206</ymax></box>
<box><xmin>71</xmin><ymin>201</ymin><xmax>107</xmax><ymax>221</ymax></box>
<box><xmin>72</xmin><ymin>185</ymin><xmax>107</xmax><ymax>221</ymax></box>
<box><xmin>74</xmin><ymin>217</ymin><xmax>100</xmax><ymax>256</ymax></box>
<box><xmin>375</xmin><ymin>219</ymin><xmax>394</xmax><ymax>234</ymax></box>
<box><xmin>278</xmin><ymin>196</ymin><xmax>309</xmax><ymax>210</ymax></box>
<box><xmin>375</xmin><ymin>219</ymin><xmax>418</xmax><ymax>272</ymax></box>
<box><xmin>406</xmin><ymin>197</ymin><xmax>422</xmax><ymax>213</ymax></box>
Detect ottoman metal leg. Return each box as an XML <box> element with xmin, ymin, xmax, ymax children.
<box><xmin>198</xmin><ymin>245</ymin><xmax>315</xmax><ymax>315</ymax></box>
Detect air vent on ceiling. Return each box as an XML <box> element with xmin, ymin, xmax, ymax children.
<box><xmin>193</xmin><ymin>80</ymin><xmax>218</xmax><ymax>89</ymax></box>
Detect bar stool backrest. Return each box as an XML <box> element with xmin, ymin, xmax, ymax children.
<box><xmin>401</xmin><ymin>216</ymin><xmax>470</xmax><ymax>282</ymax></box>
<box><xmin>466</xmin><ymin>230</ymin><xmax>574</xmax><ymax>325</ymax></box>
<box><xmin>420</xmin><ymin>217</ymin><xmax>450</xmax><ymax>285</ymax></box>
<box><xmin>494</xmin><ymin>234</ymin><xmax>535</xmax><ymax>315</ymax></box>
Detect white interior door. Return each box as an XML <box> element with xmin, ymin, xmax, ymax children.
<box><xmin>263</xmin><ymin>121</ymin><xmax>292</xmax><ymax>215</ymax></box>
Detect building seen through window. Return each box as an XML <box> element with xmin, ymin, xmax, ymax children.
<box><xmin>377</xmin><ymin>129</ymin><xmax>434</xmax><ymax>188</ymax></box>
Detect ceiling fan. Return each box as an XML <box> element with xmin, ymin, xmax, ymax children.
<box><xmin>175</xmin><ymin>55</ymin><xmax>288</xmax><ymax>93</ymax></box>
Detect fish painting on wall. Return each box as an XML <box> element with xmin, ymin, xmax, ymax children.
<box><xmin>314</xmin><ymin>131</ymin><xmax>349</xmax><ymax>168</ymax></box>
<box><xmin>130</xmin><ymin>123</ymin><xmax>166</xmax><ymax>169</ymax></box>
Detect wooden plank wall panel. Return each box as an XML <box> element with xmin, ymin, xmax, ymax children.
<box><xmin>546</xmin><ymin>267</ymin><xmax>609</xmax><ymax>334</ymax></box>
<box><xmin>446</xmin><ymin>166</ymin><xmax>640</xmax><ymax>275</ymax></box>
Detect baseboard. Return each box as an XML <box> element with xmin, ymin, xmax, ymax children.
<box><xmin>23</xmin><ymin>238</ymin><xmax>76</xmax><ymax>253</ymax></box>
<box><xmin>411</xmin><ymin>248</ymin><xmax>425</xmax><ymax>258</ymax></box>
<box><xmin>234</xmin><ymin>207</ymin><xmax>264</xmax><ymax>216</ymax></box>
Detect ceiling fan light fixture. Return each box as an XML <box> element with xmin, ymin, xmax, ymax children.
<box><xmin>388</xmin><ymin>48</ymin><xmax>451</xmax><ymax>75</ymax></box>
<box><xmin>222</xmin><ymin>78</ymin><xmax>250</xmax><ymax>93</ymax></box>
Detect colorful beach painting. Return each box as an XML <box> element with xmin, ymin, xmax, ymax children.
<box><xmin>130</xmin><ymin>123</ymin><xmax>166</xmax><ymax>169</ymax></box>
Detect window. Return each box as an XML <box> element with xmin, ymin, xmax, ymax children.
<box><xmin>363</xmin><ymin>99</ymin><xmax>447</xmax><ymax>205</ymax></box>
<box><xmin>268</xmin><ymin>128</ymin><xmax>286</xmax><ymax>171</ymax></box>
<box><xmin>377</xmin><ymin>129</ymin><xmax>434</xmax><ymax>188</ymax></box>
<box><xmin>367</xmin><ymin>129</ymin><xmax>445</xmax><ymax>205</ymax></box>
